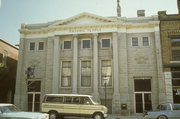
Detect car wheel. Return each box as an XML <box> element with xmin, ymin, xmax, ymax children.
<box><xmin>93</xmin><ymin>113</ymin><xmax>103</xmax><ymax>119</ymax></box>
<box><xmin>158</xmin><ymin>115</ymin><xmax>167</xmax><ymax>119</ymax></box>
<box><xmin>49</xmin><ymin>111</ymin><xmax>58</xmax><ymax>119</ymax></box>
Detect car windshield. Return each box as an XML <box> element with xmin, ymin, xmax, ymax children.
<box><xmin>1</xmin><ymin>105</ymin><xmax>20</xmax><ymax>113</ymax></box>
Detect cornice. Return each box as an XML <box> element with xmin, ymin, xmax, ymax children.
<box><xmin>19</xmin><ymin>21</ymin><xmax>159</xmax><ymax>35</ymax></box>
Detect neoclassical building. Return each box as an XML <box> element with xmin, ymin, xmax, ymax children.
<box><xmin>14</xmin><ymin>7</ymin><xmax>168</xmax><ymax>115</ymax></box>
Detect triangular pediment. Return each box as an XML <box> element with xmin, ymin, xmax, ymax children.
<box><xmin>50</xmin><ymin>12</ymin><xmax>116</xmax><ymax>26</ymax></box>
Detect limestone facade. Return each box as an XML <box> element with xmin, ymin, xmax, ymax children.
<box><xmin>15</xmin><ymin>12</ymin><xmax>165</xmax><ymax>115</ymax></box>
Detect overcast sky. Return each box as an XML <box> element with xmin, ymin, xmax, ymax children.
<box><xmin>0</xmin><ymin>0</ymin><xmax>178</xmax><ymax>45</ymax></box>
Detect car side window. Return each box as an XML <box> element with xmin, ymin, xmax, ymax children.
<box><xmin>173</xmin><ymin>105</ymin><xmax>180</xmax><ymax>110</ymax></box>
<box><xmin>65</xmin><ymin>97</ymin><xmax>72</xmax><ymax>104</ymax></box>
<box><xmin>160</xmin><ymin>105</ymin><xmax>171</xmax><ymax>110</ymax></box>
<box><xmin>161</xmin><ymin>105</ymin><xmax>167</xmax><ymax>110</ymax></box>
<box><xmin>46</xmin><ymin>96</ymin><xmax>63</xmax><ymax>103</ymax></box>
<box><xmin>80</xmin><ymin>97</ymin><xmax>91</xmax><ymax>105</ymax></box>
<box><xmin>73</xmin><ymin>97</ymin><xmax>80</xmax><ymax>104</ymax></box>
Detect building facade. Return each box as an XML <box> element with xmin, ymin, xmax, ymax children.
<box><xmin>0</xmin><ymin>39</ymin><xmax>18</xmax><ymax>103</ymax></box>
<box><xmin>15</xmin><ymin>11</ymin><xmax>168</xmax><ymax>115</ymax></box>
<box><xmin>158</xmin><ymin>0</ymin><xmax>180</xmax><ymax>104</ymax></box>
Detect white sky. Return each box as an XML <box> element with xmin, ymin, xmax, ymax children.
<box><xmin>0</xmin><ymin>0</ymin><xmax>178</xmax><ymax>45</ymax></box>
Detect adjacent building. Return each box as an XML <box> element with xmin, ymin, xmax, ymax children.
<box><xmin>158</xmin><ymin>0</ymin><xmax>180</xmax><ymax>104</ymax></box>
<box><xmin>0</xmin><ymin>39</ymin><xmax>18</xmax><ymax>103</ymax></box>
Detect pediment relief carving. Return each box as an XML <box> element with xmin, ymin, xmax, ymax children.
<box><xmin>50</xmin><ymin>12</ymin><xmax>116</xmax><ymax>27</ymax></box>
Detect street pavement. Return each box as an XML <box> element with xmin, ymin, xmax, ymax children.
<box><xmin>64</xmin><ymin>115</ymin><xmax>144</xmax><ymax>119</ymax></box>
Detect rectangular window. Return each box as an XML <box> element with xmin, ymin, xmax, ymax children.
<box><xmin>28</xmin><ymin>81</ymin><xmax>41</xmax><ymax>92</ymax></box>
<box><xmin>171</xmin><ymin>39</ymin><xmax>180</xmax><ymax>61</ymax></box>
<box><xmin>82</xmin><ymin>40</ymin><xmax>90</xmax><ymax>48</ymax></box>
<box><xmin>81</xmin><ymin>60</ymin><xmax>91</xmax><ymax>87</ymax></box>
<box><xmin>101</xmin><ymin>60</ymin><xmax>112</xmax><ymax>86</ymax></box>
<box><xmin>134</xmin><ymin>79</ymin><xmax>151</xmax><ymax>91</ymax></box>
<box><xmin>142</xmin><ymin>37</ymin><xmax>149</xmax><ymax>46</ymax></box>
<box><xmin>38</xmin><ymin>42</ymin><xmax>44</xmax><ymax>50</ymax></box>
<box><xmin>102</xmin><ymin>39</ymin><xmax>110</xmax><ymax>48</ymax></box>
<box><xmin>30</xmin><ymin>42</ymin><xmax>35</xmax><ymax>51</ymax></box>
<box><xmin>64</xmin><ymin>41</ymin><xmax>72</xmax><ymax>49</ymax></box>
<box><xmin>132</xmin><ymin>37</ymin><xmax>138</xmax><ymax>46</ymax></box>
<box><xmin>61</xmin><ymin>61</ymin><xmax>72</xmax><ymax>87</ymax></box>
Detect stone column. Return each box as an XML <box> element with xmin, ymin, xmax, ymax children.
<box><xmin>92</xmin><ymin>33</ymin><xmax>100</xmax><ymax>102</ymax></box>
<box><xmin>45</xmin><ymin>37</ymin><xmax>54</xmax><ymax>94</ymax></box>
<box><xmin>52</xmin><ymin>36</ymin><xmax>60</xmax><ymax>93</ymax></box>
<box><xmin>14</xmin><ymin>37</ymin><xmax>27</xmax><ymax>110</ymax></box>
<box><xmin>112</xmin><ymin>32</ymin><xmax>121</xmax><ymax>114</ymax></box>
<box><xmin>72</xmin><ymin>34</ymin><xmax>78</xmax><ymax>94</ymax></box>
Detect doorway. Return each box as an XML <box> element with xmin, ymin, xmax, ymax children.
<box><xmin>135</xmin><ymin>93</ymin><xmax>152</xmax><ymax>113</ymax></box>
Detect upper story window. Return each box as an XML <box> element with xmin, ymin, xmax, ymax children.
<box><xmin>38</xmin><ymin>42</ymin><xmax>44</xmax><ymax>50</ymax></box>
<box><xmin>102</xmin><ymin>39</ymin><xmax>110</xmax><ymax>48</ymax></box>
<box><xmin>81</xmin><ymin>60</ymin><xmax>91</xmax><ymax>87</ymax></box>
<box><xmin>82</xmin><ymin>39</ymin><xmax>90</xmax><ymax>48</ymax></box>
<box><xmin>61</xmin><ymin>61</ymin><xmax>72</xmax><ymax>87</ymax></box>
<box><xmin>101</xmin><ymin>60</ymin><xmax>112</xmax><ymax>87</ymax></box>
<box><xmin>171</xmin><ymin>39</ymin><xmax>180</xmax><ymax>61</ymax></box>
<box><xmin>132</xmin><ymin>37</ymin><xmax>138</xmax><ymax>46</ymax></box>
<box><xmin>64</xmin><ymin>41</ymin><xmax>72</xmax><ymax>49</ymax></box>
<box><xmin>142</xmin><ymin>37</ymin><xmax>149</xmax><ymax>46</ymax></box>
<box><xmin>29</xmin><ymin>42</ymin><xmax>35</xmax><ymax>51</ymax></box>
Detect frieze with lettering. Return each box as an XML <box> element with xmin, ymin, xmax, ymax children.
<box><xmin>69</xmin><ymin>28</ymin><xmax>101</xmax><ymax>33</ymax></box>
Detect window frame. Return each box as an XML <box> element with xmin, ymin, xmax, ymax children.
<box><xmin>100</xmin><ymin>60</ymin><xmax>113</xmax><ymax>87</ymax></box>
<box><xmin>61</xmin><ymin>61</ymin><xmax>72</xmax><ymax>88</ymax></box>
<box><xmin>63</xmin><ymin>40</ymin><xmax>72</xmax><ymax>50</ymax></box>
<box><xmin>29</xmin><ymin>42</ymin><xmax>36</xmax><ymax>51</ymax></box>
<box><xmin>80</xmin><ymin>60</ymin><xmax>92</xmax><ymax>87</ymax></box>
<box><xmin>142</xmin><ymin>37</ymin><xmax>150</xmax><ymax>46</ymax></box>
<box><xmin>132</xmin><ymin>37</ymin><xmax>139</xmax><ymax>46</ymax></box>
<box><xmin>101</xmin><ymin>38</ymin><xmax>111</xmax><ymax>48</ymax></box>
<box><xmin>81</xmin><ymin>39</ymin><xmax>91</xmax><ymax>49</ymax></box>
<box><xmin>38</xmin><ymin>42</ymin><xmax>44</xmax><ymax>51</ymax></box>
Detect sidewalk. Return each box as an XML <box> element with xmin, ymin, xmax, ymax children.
<box><xmin>107</xmin><ymin>115</ymin><xmax>143</xmax><ymax>119</ymax></box>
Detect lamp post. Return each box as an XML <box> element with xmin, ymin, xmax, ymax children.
<box><xmin>103</xmin><ymin>77</ymin><xmax>109</xmax><ymax>107</ymax></box>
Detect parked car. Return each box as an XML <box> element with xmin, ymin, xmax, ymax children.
<box><xmin>42</xmin><ymin>94</ymin><xmax>108</xmax><ymax>119</ymax></box>
<box><xmin>0</xmin><ymin>103</ymin><xmax>49</xmax><ymax>119</ymax></box>
<box><xmin>143</xmin><ymin>103</ymin><xmax>180</xmax><ymax>119</ymax></box>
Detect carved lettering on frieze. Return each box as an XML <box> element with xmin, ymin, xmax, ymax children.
<box><xmin>69</xmin><ymin>28</ymin><xmax>101</xmax><ymax>33</ymax></box>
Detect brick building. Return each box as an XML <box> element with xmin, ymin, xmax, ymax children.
<box><xmin>158</xmin><ymin>0</ymin><xmax>180</xmax><ymax>104</ymax></box>
<box><xmin>0</xmin><ymin>39</ymin><xmax>18</xmax><ymax>103</ymax></box>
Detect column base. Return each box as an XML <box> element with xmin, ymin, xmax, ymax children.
<box><xmin>112</xmin><ymin>93</ymin><xmax>121</xmax><ymax>114</ymax></box>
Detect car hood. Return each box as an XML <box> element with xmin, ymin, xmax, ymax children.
<box><xmin>2</xmin><ymin>111</ymin><xmax>46</xmax><ymax>118</ymax></box>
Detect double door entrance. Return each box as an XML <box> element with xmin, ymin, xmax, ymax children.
<box><xmin>135</xmin><ymin>92</ymin><xmax>152</xmax><ymax>113</ymax></box>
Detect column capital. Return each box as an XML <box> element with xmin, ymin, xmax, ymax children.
<box><xmin>73</xmin><ymin>34</ymin><xmax>78</xmax><ymax>38</ymax></box>
<box><xmin>54</xmin><ymin>35</ymin><xmax>60</xmax><ymax>40</ymax></box>
<box><xmin>93</xmin><ymin>33</ymin><xmax>98</xmax><ymax>37</ymax></box>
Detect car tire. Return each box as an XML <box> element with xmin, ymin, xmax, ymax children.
<box><xmin>93</xmin><ymin>113</ymin><xmax>103</xmax><ymax>119</ymax></box>
<box><xmin>49</xmin><ymin>111</ymin><xmax>58</xmax><ymax>119</ymax></box>
<box><xmin>158</xmin><ymin>115</ymin><xmax>167</xmax><ymax>119</ymax></box>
